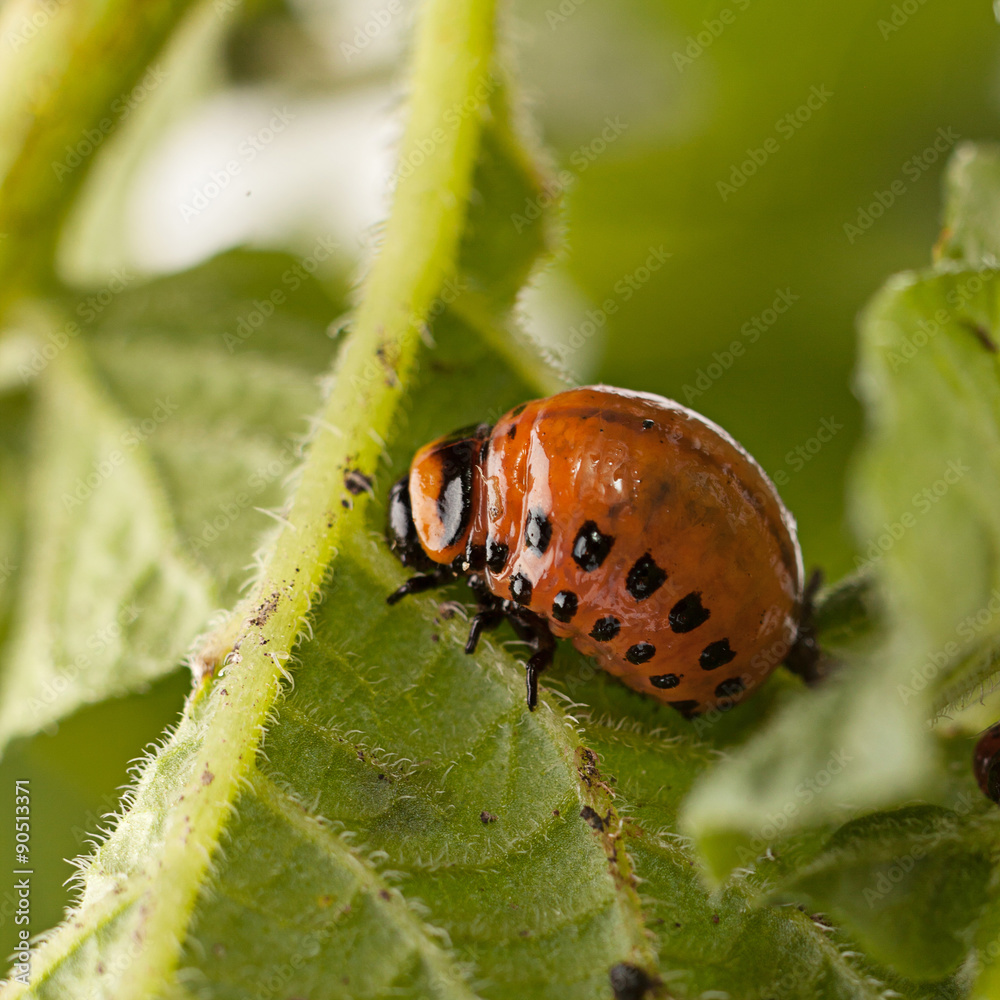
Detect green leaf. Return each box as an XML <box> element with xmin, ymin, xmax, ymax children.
<box><xmin>0</xmin><ymin>250</ymin><xmax>342</xmax><ymax>750</ymax></box>
<box><xmin>0</xmin><ymin>341</ymin><xmax>211</xmax><ymax>745</ymax></box>
<box><xmin>80</xmin><ymin>249</ymin><xmax>343</xmax><ymax>604</ymax></box>
<box><xmin>939</xmin><ymin>142</ymin><xmax>1000</xmax><ymax>266</ymax></box>
<box><xmin>572</xmin><ymin>694</ymin><xmax>909</xmax><ymax>999</ymax></box>
<box><xmin>0</xmin><ymin>386</ymin><xmax>30</xmax><ymax>658</ymax></box>
<box><xmin>683</xmin><ymin>144</ymin><xmax>1000</xmax><ymax>882</ymax></box>
<box><xmin>681</xmin><ymin>631</ymin><xmax>935</xmax><ymax>883</ymax></box>
<box><xmin>853</xmin><ymin>264</ymin><xmax>1000</xmax><ymax>720</ymax></box>
<box><xmin>811</xmin><ymin>572</ymin><xmax>880</xmax><ymax>652</ymax></box>
<box><xmin>778</xmin><ymin>804</ymin><xmax>994</xmax><ymax>980</ymax></box>
<box><xmin>971</xmin><ymin>867</ymin><xmax>1000</xmax><ymax>1000</ymax></box>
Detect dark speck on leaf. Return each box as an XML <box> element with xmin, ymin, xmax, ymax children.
<box><xmin>480</xmin><ymin>810</ymin><xmax>498</xmax><ymax>824</ymax></box>
<box><xmin>961</xmin><ymin>318</ymin><xmax>999</xmax><ymax>353</ymax></box>
<box><xmin>609</xmin><ymin>962</ymin><xmax>654</xmax><ymax>1000</ymax></box>
<box><xmin>580</xmin><ymin>805</ymin><xmax>607</xmax><ymax>831</ymax></box>
<box><xmin>344</xmin><ymin>469</ymin><xmax>374</xmax><ymax>495</ymax></box>
<box><xmin>249</xmin><ymin>591</ymin><xmax>279</xmax><ymax>627</ymax></box>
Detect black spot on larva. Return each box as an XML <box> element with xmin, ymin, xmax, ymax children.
<box><xmin>551</xmin><ymin>590</ymin><xmax>578</xmax><ymax>623</ymax></box>
<box><xmin>626</xmin><ymin>642</ymin><xmax>655</xmax><ymax>664</ymax></box>
<box><xmin>485</xmin><ymin>537</ymin><xmax>508</xmax><ymax>573</ymax></box>
<box><xmin>626</xmin><ymin>553</ymin><xmax>667</xmax><ymax>601</ymax></box>
<box><xmin>510</xmin><ymin>403</ymin><xmax>527</xmax><ymax>417</ymax></box>
<box><xmin>667</xmin><ymin>699</ymin><xmax>701</xmax><ymax>719</ymax></box>
<box><xmin>509</xmin><ymin>573</ymin><xmax>533</xmax><ymax>605</ymax></box>
<box><xmin>649</xmin><ymin>673</ymin><xmax>680</xmax><ymax>689</ymax></box>
<box><xmin>715</xmin><ymin>676</ymin><xmax>746</xmax><ymax>699</ymax></box>
<box><xmin>525</xmin><ymin>509</ymin><xmax>553</xmax><ymax>555</ymax></box>
<box><xmin>465</xmin><ymin>542</ymin><xmax>486</xmax><ymax>572</ymax></box>
<box><xmin>590</xmin><ymin>616</ymin><xmax>621</xmax><ymax>641</ymax></box>
<box><xmin>700</xmin><ymin>638</ymin><xmax>736</xmax><ymax>670</ymax></box>
<box><xmin>609</xmin><ymin>962</ymin><xmax>654</xmax><ymax>1000</ymax></box>
<box><xmin>507</xmin><ymin>424</ymin><xmax>517</xmax><ymax>439</ymax></box>
<box><xmin>572</xmin><ymin>521</ymin><xmax>615</xmax><ymax>572</ymax></box>
<box><xmin>435</xmin><ymin>440</ymin><xmax>477</xmax><ymax>548</ymax></box>
<box><xmin>669</xmin><ymin>592</ymin><xmax>710</xmax><ymax>633</ymax></box>
<box><xmin>641</xmin><ymin>419</ymin><xmax>654</xmax><ymax>431</ymax></box>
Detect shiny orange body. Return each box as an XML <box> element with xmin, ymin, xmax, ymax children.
<box><xmin>402</xmin><ymin>385</ymin><xmax>804</xmax><ymax>715</ymax></box>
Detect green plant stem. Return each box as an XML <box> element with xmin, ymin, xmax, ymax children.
<box><xmin>102</xmin><ymin>0</ymin><xmax>500</xmax><ymax>994</ymax></box>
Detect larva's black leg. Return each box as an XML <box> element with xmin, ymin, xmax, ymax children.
<box><xmin>525</xmin><ymin>662</ymin><xmax>539</xmax><ymax>710</ymax></box>
<box><xmin>465</xmin><ymin>609</ymin><xmax>504</xmax><ymax>654</ymax></box>
<box><xmin>785</xmin><ymin>568</ymin><xmax>824</xmax><ymax>684</ymax></box>
<box><xmin>386</xmin><ymin>568</ymin><xmax>452</xmax><ymax>606</ymax></box>
<box><xmin>463</xmin><ymin>575</ymin><xmax>505</xmax><ymax>653</ymax></box>
<box><xmin>524</xmin><ymin>646</ymin><xmax>555</xmax><ymax>710</ymax></box>
<box><xmin>509</xmin><ymin>610</ymin><xmax>557</xmax><ymax>711</ymax></box>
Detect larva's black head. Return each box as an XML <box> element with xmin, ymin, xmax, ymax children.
<box><xmin>387</xmin><ymin>476</ymin><xmax>435</xmax><ymax>570</ymax></box>
<box><xmin>390</xmin><ymin>423</ymin><xmax>493</xmax><ymax>569</ymax></box>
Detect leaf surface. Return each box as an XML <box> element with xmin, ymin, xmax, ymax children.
<box><xmin>779</xmin><ymin>804</ymin><xmax>994</xmax><ymax>979</ymax></box>
<box><xmin>0</xmin><ymin>251</ymin><xmax>342</xmax><ymax>749</ymax></box>
<box><xmin>682</xmin><ymin>142</ymin><xmax>1000</xmax><ymax>897</ymax></box>
<box><xmin>939</xmin><ymin>142</ymin><xmax>1000</xmax><ymax>266</ymax></box>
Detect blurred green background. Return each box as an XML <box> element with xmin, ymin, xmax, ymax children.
<box><xmin>2</xmin><ymin>0</ymin><xmax>998</xmax><ymax>966</ymax></box>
